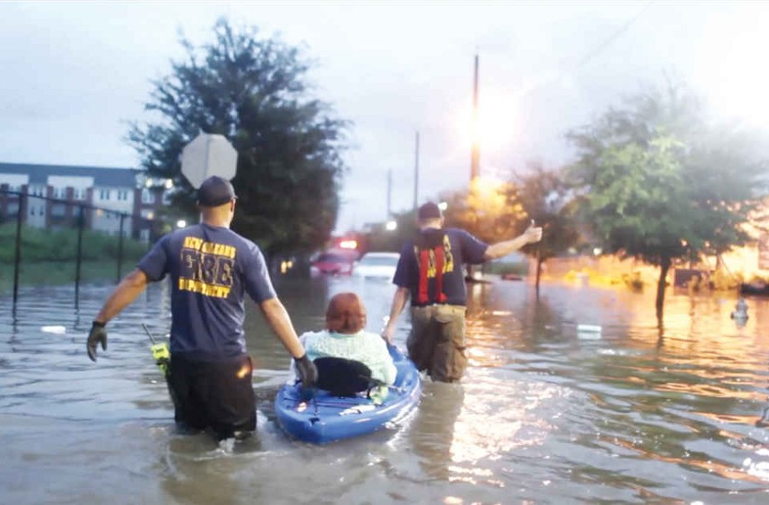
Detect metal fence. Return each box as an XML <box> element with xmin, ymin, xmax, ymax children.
<box><xmin>1</xmin><ymin>189</ymin><xmax>168</xmax><ymax>311</ymax></box>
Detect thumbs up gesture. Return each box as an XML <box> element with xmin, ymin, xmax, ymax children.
<box><xmin>524</xmin><ymin>219</ymin><xmax>543</xmax><ymax>244</ymax></box>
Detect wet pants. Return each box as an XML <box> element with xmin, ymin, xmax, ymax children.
<box><xmin>407</xmin><ymin>304</ymin><xmax>467</xmax><ymax>382</ymax></box>
<box><xmin>167</xmin><ymin>353</ymin><xmax>256</xmax><ymax>439</ymax></box>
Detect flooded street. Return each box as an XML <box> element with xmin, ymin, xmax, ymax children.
<box><xmin>2</xmin><ymin>276</ymin><xmax>769</xmax><ymax>504</ymax></box>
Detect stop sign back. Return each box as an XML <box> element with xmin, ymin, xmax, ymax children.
<box><xmin>181</xmin><ymin>133</ymin><xmax>238</xmax><ymax>188</ymax></box>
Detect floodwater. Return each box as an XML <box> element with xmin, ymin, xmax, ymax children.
<box><xmin>2</xmin><ymin>275</ymin><xmax>769</xmax><ymax>505</ymax></box>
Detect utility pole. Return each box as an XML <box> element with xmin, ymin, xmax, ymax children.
<box><xmin>470</xmin><ymin>53</ymin><xmax>480</xmax><ymax>182</ymax></box>
<box><xmin>413</xmin><ymin>131</ymin><xmax>420</xmax><ymax>210</ymax></box>
<box><xmin>387</xmin><ymin>169</ymin><xmax>392</xmax><ymax>218</ymax></box>
<box><xmin>467</xmin><ymin>54</ymin><xmax>481</xmax><ymax>282</ymax></box>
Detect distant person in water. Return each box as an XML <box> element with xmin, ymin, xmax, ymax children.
<box><xmin>296</xmin><ymin>292</ymin><xmax>397</xmax><ymax>394</ymax></box>
<box><xmin>382</xmin><ymin>201</ymin><xmax>542</xmax><ymax>383</ymax></box>
<box><xmin>86</xmin><ymin>175</ymin><xmax>317</xmax><ymax>440</ymax></box>
<box><xmin>731</xmin><ymin>297</ymin><xmax>749</xmax><ymax>328</ymax></box>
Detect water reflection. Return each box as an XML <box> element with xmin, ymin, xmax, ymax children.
<box><xmin>408</xmin><ymin>382</ymin><xmax>465</xmax><ymax>481</ymax></box>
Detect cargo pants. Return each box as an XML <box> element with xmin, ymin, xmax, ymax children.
<box><xmin>406</xmin><ymin>304</ymin><xmax>467</xmax><ymax>382</ymax></box>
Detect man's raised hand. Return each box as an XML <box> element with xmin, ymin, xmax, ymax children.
<box><xmin>525</xmin><ymin>219</ymin><xmax>543</xmax><ymax>244</ymax></box>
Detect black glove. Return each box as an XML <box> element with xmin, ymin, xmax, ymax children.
<box><xmin>293</xmin><ymin>354</ymin><xmax>318</xmax><ymax>388</ymax></box>
<box><xmin>87</xmin><ymin>321</ymin><xmax>107</xmax><ymax>362</ymax></box>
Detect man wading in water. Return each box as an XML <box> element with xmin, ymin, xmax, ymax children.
<box><xmin>86</xmin><ymin>176</ymin><xmax>317</xmax><ymax>440</ymax></box>
<box><xmin>381</xmin><ymin>201</ymin><xmax>542</xmax><ymax>382</ymax></box>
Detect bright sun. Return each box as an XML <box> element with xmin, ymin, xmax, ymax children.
<box><xmin>456</xmin><ymin>88</ymin><xmax>519</xmax><ymax>154</ymax></box>
<box><xmin>695</xmin><ymin>9</ymin><xmax>769</xmax><ymax>127</ymax></box>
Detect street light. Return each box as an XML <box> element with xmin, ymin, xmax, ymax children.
<box><xmin>385</xmin><ymin>220</ymin><xmax>397</xmax><ymax>231</ymax></box>
<box><xmin>176</xmin><ymin>219</ymin><xmax>187</xmax><ymax>229</ymax></box>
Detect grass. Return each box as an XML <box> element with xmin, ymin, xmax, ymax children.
<box><xmin>0</xmin><ymin>223</ymin><xmax>148</xmax><ymax>262</ymax></box>
<box><xmin>0</xmin><ymin>224</ymin><xmax>147</xmax><ymax>294</ymax></box>
<box><xmin>0</xmin><ymin>260</ymin><xmax>135</xmax><ymax>294</ymax></box>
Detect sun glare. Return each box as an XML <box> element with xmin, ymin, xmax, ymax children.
<box><xmin>457</xmin><ymin>88</ymin><xmax>519</xmax><ymax>154</ymax></box>
<box><xmin>696</xmin><ymin>11</ymin><xmax>769</xmax><ymax>127</ymax></box>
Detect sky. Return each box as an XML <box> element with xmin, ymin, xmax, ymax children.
<box><xmin>1</xmin><ymin>1</ymin><xmax>768</xmax><ymax>232</ymax></box>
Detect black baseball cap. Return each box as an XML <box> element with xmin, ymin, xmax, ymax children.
<box><xmin>417</xmin><ymin>201</ymin><xmax>442</xmax><ymax>220</ymax></box>
<box><xmin>197</xmin><ymin>176</ymin><xmax>237</xmax><ymax>207</ymax></box>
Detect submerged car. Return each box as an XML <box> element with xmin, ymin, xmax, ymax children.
<box><xmin>353</xmin><ymin>252</ymin><xmax>400</xmax><ymax>279</ymax></box>
<box><xmin>310</xmin><ymin>250</ymin><xmax>357</xmax><ymax>276</ymax></box>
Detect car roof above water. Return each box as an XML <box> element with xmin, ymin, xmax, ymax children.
<box><xmin>360</xmin><ymin>252</ymin><xmax>399</xmax><ymax>259</ymax></box>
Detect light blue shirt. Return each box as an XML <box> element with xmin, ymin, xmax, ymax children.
<box><xmin>299</xmin><ymin>329</ymin><xmax>397</xmax><ymax>385</ymax></box>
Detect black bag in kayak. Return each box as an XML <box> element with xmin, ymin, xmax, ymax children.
<box><xmin>313</xmin><ymin>357</ymin><xmax>374</xmax><ymax>397</ymax></box>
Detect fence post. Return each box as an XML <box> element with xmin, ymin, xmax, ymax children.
<box><xmin>12</xmin><ymin>192</ymin><xmax>24</xmax><ymax>310</ymax></box>
<box><xmin>74</xmin><ymin>204</ymin><xmax>84</xmax><ymax>310</ymax></box>
<box><xmin>116</xmin><ymin>213</ymin><xmax>125</xmax><ymax>283</ymax></box>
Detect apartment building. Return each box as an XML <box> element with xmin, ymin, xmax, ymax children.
<box><xmin>0</xmin><ymin>162</ymin><xmax>169</xmax><ymax>241</ymax></box>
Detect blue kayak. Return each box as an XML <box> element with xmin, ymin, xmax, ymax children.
<box><xmin>274</xmin><ymin>345</ymin><xmax>422</xmax><ymax>444</ymax></box>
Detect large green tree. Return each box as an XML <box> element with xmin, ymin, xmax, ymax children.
<box><xmin>128</xmin><ymin>19</ymin><xmax>348</xmax><ymax>261</ymax></box>
<box><xmin>568</xmin><ymin>85</ymin><xmax>767</xmax><ymax>316</ymax></box>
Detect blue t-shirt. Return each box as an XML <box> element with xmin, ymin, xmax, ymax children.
<box><xmin>138</xmin><ymin>223</ymin><xmax>276</xmax><ymax>361</ymax></box>
<box><xmin>392</xmin><ymin>227</ymin><xmax>488</xmax><ymax>307</ymax></box>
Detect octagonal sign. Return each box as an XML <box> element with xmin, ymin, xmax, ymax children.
<box><xmin>181</xmin><ymin>133</ymin><xmax>238</xmax><ymax>189</ymax></box>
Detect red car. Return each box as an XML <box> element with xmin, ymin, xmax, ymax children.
<box><xmin>310</xmin><ymin>250</ymin><xmax>358</xmax><ymax>276</ymax></box>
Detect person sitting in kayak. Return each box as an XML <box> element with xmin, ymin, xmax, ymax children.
<box><xmin>294</xmin><ymin>292</ymin><xmax>397</xmax><ymax>395</ymax></box>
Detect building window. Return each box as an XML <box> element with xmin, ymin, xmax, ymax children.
<box><xmin>99</xmin><ymin>188</ymin><xmax>110</xmax><ymax>200</ymax></box>
<box><xmin>73</xmin><ymin>188</ymin><xmax>86</xmax><ymax>201</ymax></box>
<box><xmin>7</xmin><ymin>202</ymin><xmax>19</xmax><ymax>216</ymax></box>
<box><xmin>52</xmin><ymin>187</ymin><xmax>65</xmax><ymax>199</ymax></box>
<box><xmin>162</xmin><ymin>191</ymin><xmax>172</xmax><ymax>205</ymax></box>
<box><xmin>51</xmin><ymin>204</ymin><xmax>66</xmax><ymax>217</ymax></box>
<box><xmin>141</xmin><ymin>188</ymin><xmax>155</xmax><ymax>204</ymax></box>
<box><xmin>117</xmin><ymin>189</ymin><xmax>129</xmax><ymax>201</ymax></box>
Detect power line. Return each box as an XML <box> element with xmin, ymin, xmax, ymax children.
<box><xmin>573</xmin><ymin>1</ymin><xmax>654</xmax><ymax>71</ymax></box>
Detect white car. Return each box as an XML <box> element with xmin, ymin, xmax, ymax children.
<box><xmin>353</xmin><ymin>252</ymin><xmax>400</xmax><ymax>279</ymax></box>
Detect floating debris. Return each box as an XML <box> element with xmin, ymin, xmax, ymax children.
<box><xmin>41</xmin><ymin>325</ymin><xmax>66</xmax><ymax>334</ymax></box>
<box><xmin>577</xmin><ymin>324</ymin><xmax>602</xmax><ymax>339</ymax></box>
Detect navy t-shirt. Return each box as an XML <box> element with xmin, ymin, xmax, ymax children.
<box><xmin>392</xmin><ymin>227</ymin><xmax>488</xmax><ymax>307</ymax></box>
<box><xmin>138</xmin><ymin>223</ymin><xmax>276</xmax><ymax>361</ymax></box>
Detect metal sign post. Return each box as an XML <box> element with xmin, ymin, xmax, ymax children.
<box><xmin>12</xmin><ymin>192</ymin><xmax>24</xmax><ymax>311</ymax></box>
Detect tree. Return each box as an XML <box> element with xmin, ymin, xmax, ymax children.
<box><xmin>441</xmin><ymin>177</ymin><xmax>525</xmax><ymax>245</ymax></box>
<box><xmin>568</xmin><ymin>84</ymin><xmax>767</xmax><ymax>316</ymax></box>
<box><xmin>363</xmin><ymin>209</ymin><xmax>418</xmax><ymax>253</ymax></box>
<box><xmin>515</xmin><ymin>164</ymin><xmax>580</xmax><ymax>294</ymax></box>
<box><xmin>128</xmin><ymin>19</ymin><xmax>348</xmax><ymax>262</ymax></box>
<box><xmin>438</xmin><ymin>178</ymin><xmax>527</xmax><ymax>280</ymax></box>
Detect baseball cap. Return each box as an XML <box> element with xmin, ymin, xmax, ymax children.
<box><xmin>417</xmin><ymin>201</ymin><xmax>442</xmax><ymax>220</ymax></box>
<box><xmin>197</xmin><ymin>176</ymin><xmax>237</xmax><ymax>207</ymax></box>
